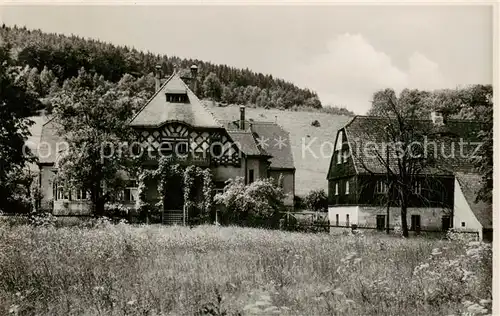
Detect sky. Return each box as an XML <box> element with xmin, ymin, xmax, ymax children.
<box><xmin>0</xmin><ymin>5</ymin><xmax>493</xmax><ymax>114</ymax></box>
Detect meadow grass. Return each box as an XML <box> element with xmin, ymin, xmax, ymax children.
<box><xmin>0</xmin><ymin>223</ymin><xmax>492</xmax><ymax>315</ymax></box>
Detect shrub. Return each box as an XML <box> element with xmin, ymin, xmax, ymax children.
<box><xmin>304</xmin><ymin>189</ymin><xmax>328</xmax><ymax>212</ymax></box>
<box><xmin>214</xmin><ymin>177</ymin><xmax>285</xmax><ymax>227</ymax></box>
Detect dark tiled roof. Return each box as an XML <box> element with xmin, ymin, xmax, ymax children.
<box><xmin>344</xmin><ymin>116</ymin><xmax>485</xmax><ymax>175</ymax></box>
<box><xmin>221</xmin><ymin>120</ymin><xmax>295</xmax><ymax>170</ymax></box>
<box><xmin>252</xmin><ymin>122</ymin><xmax>295</xmax><ymax>170</ymax></box>
<box><xmin>227</xmin><ymin>131</ymin><xmax>269</xmax><ymax>157</ymax></box>
<box><xmin>130</xmin><ymin>73</ymin><xmax>221</xmax><ymax>128</ymax></box>
<box><xmin>455</xmin><ymin>172</ymin><xmax>492</xmax><ymax>229</ymax></box>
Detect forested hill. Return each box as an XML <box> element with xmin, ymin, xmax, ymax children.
<box><xmin>0</xmin><ymin>24</ymin><xmax>338</xmax><ymax>111</ymax></box>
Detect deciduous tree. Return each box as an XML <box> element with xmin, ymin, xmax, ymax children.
<box><xmin>51</xmin><ymin>68</ymin><xmax>139</xmax><ymax>216</ymax></box>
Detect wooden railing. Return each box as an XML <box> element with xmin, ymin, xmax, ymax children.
<box><xmin>162</xmin><ymin>210</ymin><xmax>184</xmax><ymax>225</ymax></box>
<box><xmin>144</xmin><ymin>152</ymin><xmax>211</xmax><ymax>167</ymax></box>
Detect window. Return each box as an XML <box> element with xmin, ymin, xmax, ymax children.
<box><xmin>249</xmin><ymin>169</ymin><xmax>254</xmax><ymax>184</ymax></box>
<box><xmin>53</xmin><ymin>182</ymin><xmax>57</xmax><ymax>200</ymax></box>
<box><xmin>75</xmin><ymin>189</ymin><xmax>87</xmax><ymax>201</ymax></box>
<box><xmin>375</xmin><ymin>180</ymin><xmax>388</xmax><ymax>194</ymax></box>
<box><xmin>335</xmin><ymin>131</ymin><xmax>343</xmax><ymax>151</ymax></box>
<box><xmin>159</xmin><ymin>141</ymin><xmax>173</xmax><ymax>156</ymax></box>
<box><xmin>54</xmin><ymin>184</ymin><xmax>69</xmax><ymax>201</ymax></box>
<box><xmin>336</xmin><ymin>214</ymin><xmax>339</xmax><ymax>226</ymax></box>
<box><xmin>56</xmin><ymin>187</ymin><xmax>65</xmax><ymax>201</ymax></box>
<box><xmin>123</xmin><ymin>181</ymin><xmax>138</xmax><ymax>202</ymax></box>
<box><xmin>212</xmin><ymin>143</ymin><xmax>222</xmax><ymax>156</ymax></box>
<box><xmin>166</xmin><ymin>93</ymin><xmax>188</xmax><ymax>103</ymax></box>
<box><xmin>413</xmin><ymin>181</ymin><xmax>422</xmax><ymax>194</ymax></box>
<box><xmin>342</xmin><ymin>150</ymin><xmax>348</xmax><ymax>163</ymax></box>
<box><xmin>376</xmin><ymin>215</ymin><xmax>386</xmax><ymax>231</ymax></box>
<box><xmin>336</xmin><ymin>151</ymin><xmax>341</xmax><ymax>164</ymax></box>
<box><xmin>346</xmin><ymin>214</ymin><xmax>350</xmax><ymax>227</ymax></box>
<box><xmin>335</xmin><ymin>183</ymin><xmax>339</xmax><ymax>195</ymax></box>
<box><xmin>345</xmin><ymin>180</ymin><xmax>350</xmax><ymax>195</ymax></box>
<box><xmin>176</xmin><ymin>142</ymin><xmax>189</xmax><ymax>155</ymax></box>
<box><xmin>461</xmin><ymin>221</ymin><xmax>466</xmax><ymax>227</ymax></box>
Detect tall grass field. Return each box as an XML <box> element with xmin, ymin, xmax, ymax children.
<box><xmin>0</xmin><ymin>222</ymin><xmax>492</xmax><ymax>315</ymax></box>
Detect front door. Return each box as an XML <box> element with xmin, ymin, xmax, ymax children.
<box><xmin>442</xmin><ymin>216</ymin><xmax>451</xmax><ymax>231</ymax></box>
<box><xmin>411</xmin><ymin>215</ymin><xmax>421</xmax><ymax>233</ymax></box>
<box><xmin>376</xmin><ymin>215</ymin><xmax>385</xmax><ymax>231</ymax></box>
<box><xmin>161</xmin><ymin>175</ymin><xmax>185</xmax><ymax>225</ymax></box>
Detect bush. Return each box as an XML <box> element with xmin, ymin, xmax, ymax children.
<box><xmin>214</xmin><ymin>177</ymin><xmax>285</xmax><ymax>227</ymax></box>
<box><xmin>304</xmin><ymin>189</ymin><xmax>328</xmax><ymax>212</ymax></box>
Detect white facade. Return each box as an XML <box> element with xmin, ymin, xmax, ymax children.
<box><xmin>453</xmin><ymin>178</ymin><xmax>484</xmax><ymax>240</ymax></box>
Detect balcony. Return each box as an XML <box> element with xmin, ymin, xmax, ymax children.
<box><xmin>143</xmin><ymin>151</ymin><xmax>211</xmax><ymax>167</ymax></box>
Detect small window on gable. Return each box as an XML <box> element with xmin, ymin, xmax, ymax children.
<box><xmin>345</xmin><ymin>180</ymin><xmax>350</xmax><ymax>195</ymax></box>
<box><xmin>413</xmin><ymin>180</ymin><xmax>422</xmax><ymax>195</ymax></box>
<box><xmin>375</xmin><ymin>180</ymin><xmax>388</xmax><ymax>194</ymax></box>
<box><xmin>166</xmin><ymin>93</ymin><xmax>188</xmax><ymax>103</ymax></box>
<box><xmin>336</xmin><ymin>151</ymin><xmax>341</xmax><ymax>164</ymax></box>
<box><xmin>335</xmin><ymin>131</ymin><xmax>343</xmax><ymax>151</ymax></box>
<box><xmin>335</xmin><ymin>183</ymin><xmax>339</xmax><ymax>195</ymax></box>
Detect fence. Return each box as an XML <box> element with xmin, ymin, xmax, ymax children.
<box><xmin>280</xmin><ymin>215</ymin><xmax>481</xmax><ymax>240</ymax></box>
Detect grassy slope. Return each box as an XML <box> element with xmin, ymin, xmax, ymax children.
<box><xmin>0</xmin><ymin>224</ymin><xmax>492</xmax><ymax>316</ymax></box>
<box><xmin>208</xmin><ymin>104</ymin><xmax>352</xmax><ymax>196</ymax></box>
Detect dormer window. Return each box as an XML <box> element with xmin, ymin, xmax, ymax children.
<box><xmin>166</xmin><ymin>93</ymin><xmax>188</xmax><ymax>103</ymax></box>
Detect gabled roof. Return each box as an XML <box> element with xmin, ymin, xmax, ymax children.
<box><xmin>455</xmin><ymin>172</ymin><xmax>492</xmax><ymax>229</ymax></box>
<box><xmin>227</xmin><ymin>130</ymin><xmax>270</xmax><ymax>157</ymax></box>
<box><xmin>129</xmin><ymin>73</ymin><xmax>221</xmax><ymax>128</ymax></box>
<box><xmin>221</xmin><ymin>119</ymin><xmax>295</xmax><ymax>170</ymax></box>
<box><xmin>342</xmin><ymin>115</ymin><xmax>485</xmax><ymax>176</ymax></box>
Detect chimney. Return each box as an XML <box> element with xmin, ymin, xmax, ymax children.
<box><xmin>190</xmin><ymin>64</ymin><xmax>199</xmax><ymax>95</ymax></box>
<box><xmin>431</xmin><ymin>110</ymin><xmax>444</xmax><ymax>125</ymax></box>
<box><xmin>154</xmin><ymin>64</ymin><xmax>162</xmax><ymax>92</ymax></box>
<box><xmin>240</xmin><ymin>105</ymin><xmax>246</xmax><ymax>130</ymax></box>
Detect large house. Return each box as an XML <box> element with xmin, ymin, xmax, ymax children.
<box><xmin>326</xmin><ymin>112</ymin><xmax>492</xmax><ymax>240</ymax></box>
<box><xmin>37</xmin><ymin>66</ymin><xmax>295</xmax><ymax>223</ymax></box>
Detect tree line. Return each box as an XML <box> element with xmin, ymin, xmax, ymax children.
<box><xmin>1</xmin><ymin>24</ymin><xmax>325</xmax><ymax>111</ymax></box>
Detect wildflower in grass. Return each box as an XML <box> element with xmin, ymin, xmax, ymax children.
<box><xmin>8</xmin><ymin>304</ymin><xmax>19</xmax><ymax>314</ymax></box>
